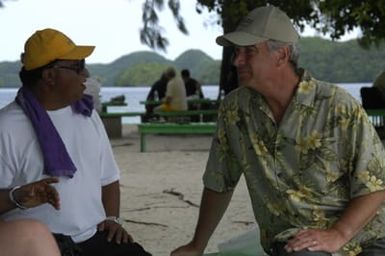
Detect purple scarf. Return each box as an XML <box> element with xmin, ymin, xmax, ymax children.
<box><xmin>15</xmin><ymin>87</ymin><xmax>94</xmax><ymax>177</ymax></box>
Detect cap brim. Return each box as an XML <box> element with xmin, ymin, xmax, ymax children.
<box><xmin>59</xmin><ymin>45</ymin><xmax>95</xmax><ymax>60</ymax></box>
<box><xmin>216</xmin><ymin>31</ymin><xmax>267</xmax><ymax>47</ymax></box>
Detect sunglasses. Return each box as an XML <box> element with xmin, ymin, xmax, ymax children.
<box><xmin>52</xmin><ymin>59</ymin><xmax>86</xmax><ymax>74</ymax></box>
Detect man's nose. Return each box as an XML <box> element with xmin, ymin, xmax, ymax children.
<box><xmin>232</xmin><ymin>51</ymin><xmax>246</xmax><ymax>66</ymax></box>
<box><xmin>81</xmin><ymin>68</ymin><xmax>90</xmax><ymax>78</ymax></box>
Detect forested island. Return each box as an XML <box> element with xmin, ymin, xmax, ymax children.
<box><xmin>0</xmin><ymin>36</ymin><xmax>384</xmax><ymax>88</ymax></box>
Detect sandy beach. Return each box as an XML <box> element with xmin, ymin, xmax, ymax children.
<box><xmin>111</xmin><ymin>124</ymin><xmax>257</xmax><ymax>256</ymax></box>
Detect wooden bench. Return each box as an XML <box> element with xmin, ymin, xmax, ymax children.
<box><xmin>100</xmin><ymin>112</ymin><xmax>145</xmax><ymax>138</ymax></box>
<box><xmin>137</xmin><ymin>122</ymin><xmax>217</xmax><ymax>152</ymax></box>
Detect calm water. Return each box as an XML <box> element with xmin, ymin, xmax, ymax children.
<box><xmin>0</xmin><ymin>83</ymin><xmax>371</xmax><ymax>124</ymax></box>
<box><xmin>0</xmin><ymin>86</ymin><xmax>219</xmax><ymax>124</ymax></box>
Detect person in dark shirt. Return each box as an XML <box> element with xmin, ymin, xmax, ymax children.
<box><xmin>146</xmin><ymin>73</ymin><xmax>168</xmax><ymax>103</ymax></box>
<box><xmin>181</xmin><ymin>69</ymin><xmax>204</xmax><ymax>99</ymax></box>
<box><xmin>142</xmin><ymin>72</ymin><xmax>169</xmax><ymax>122</ymax></box>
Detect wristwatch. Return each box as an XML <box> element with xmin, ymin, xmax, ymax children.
<box><xmin>105</xmin><ymin>216</ymin><xmax>123</xmax><ymax>225</ymax></box>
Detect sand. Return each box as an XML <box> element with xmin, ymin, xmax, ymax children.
<box><xmin>110</xmin><ymin>125</ymin><xmax>256</xmax><ymax>256</ymax></box>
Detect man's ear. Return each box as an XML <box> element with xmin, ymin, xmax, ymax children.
<box><xmin>276</xmin><ymin>47</ymin><xmax>290</xmax><ymax>67</ymax></box>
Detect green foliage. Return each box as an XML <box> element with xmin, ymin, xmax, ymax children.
<box><xmin>174</xmin><ymin>49</ymin><xmax>213</xmax><ymax>69</ymax></box>
<box><xmin>318</xmin><ymin>0</ymin><xmax>385</xmax><ymax>47</ymax></box>
<box><xmin>298</xmin><ymin>37</ymin><xmax>385</xmax><ymax>83</ymax></box>
<box><xmin>197</xmin><ymin>0</ymin><xmax>317</xmax><ymax>33</ymax></box>
<box><xmin>140</xmin><ymin>0</ymin><xmax>188</xmax><ymax>51</ymax></box>
<box><xmin>174</xmin><ymin>49</ymin><xmax>218</xmax><ymax>84</ymax></box>
<box><xmin>199</xmin><ymin>60</ymin><xmax>221</xmax><ymax>85</ymax></box>
<box><xmin>115</xmin><ymin>62</ymin><xmax>170</xmax><ymax>86</ymax></box>
<box><xmin>87</xmin><ymin>51</ymin><xmax>172</xmax><ymax>86</ymax></box>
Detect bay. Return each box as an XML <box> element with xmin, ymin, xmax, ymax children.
<box><xmin>0</xmin><ymin>83</ymin><xmax>372</xmax><ymax>124</ymax></box>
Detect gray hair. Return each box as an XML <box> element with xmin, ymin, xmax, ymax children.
<box><xmin>266</xmin><ymin>40</ymin><xmax>300</xmax><ymax>68</ymax></box>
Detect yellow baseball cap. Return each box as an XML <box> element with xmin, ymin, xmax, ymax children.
<box><xmin>216</xmin><ymin>5</ymin><xmax>299</xmax><ymax>46</ymax></box>
<box><xmin>22</xmin><ymin>28</ymin><xmax>95</xmax><ymax>71</ymax></box>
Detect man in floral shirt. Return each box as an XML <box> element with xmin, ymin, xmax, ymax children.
<box><xmin>171</xmin><ymin>5</ymin><xmax>385</xmax><ymax>256</ymax></box>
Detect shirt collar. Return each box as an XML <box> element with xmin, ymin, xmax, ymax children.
<box><xmin>293</xmin><ymin>69</ymin><xmax>317</xmax><ymax>108</ymax></box>
<box><xmin>248</xmin><ymin>69</ymin><xmax>317</xmax><ymax>113</ymax></box>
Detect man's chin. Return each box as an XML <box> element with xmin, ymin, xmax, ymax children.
<box><xmin>238</xmin><ymin>80</ymin><xmax>252</xmax><ymax>88</ymax></box>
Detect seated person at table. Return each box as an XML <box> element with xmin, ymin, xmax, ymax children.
<box><xmin>154</xmin><ymin>67</ymin><xmax>187</xmax><ymax>112</ymax></box>
<box><xmin>142</xmin><ymin>72</ymin><xmax>169</xmax><ymax>122</ymax></box>
<box><xmin>181</xmin><ymin>69</ymin><xmax>204</xmax><ymax>99</ymax></box>
<box><xmin>180</xmin><ymin>69</ymin><xmax>205</xmax><ymax>123</ymax></box>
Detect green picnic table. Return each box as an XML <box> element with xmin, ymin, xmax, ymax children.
<box><xmin>137</xmin><ymin>122</ymin><xmax>216</xmax><ymax>152</ymax></box>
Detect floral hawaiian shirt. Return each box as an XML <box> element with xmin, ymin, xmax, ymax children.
<box><xmin>203</xmin><ymin>71</ymin><xmax>385</xmax><ymax>255</ymax></box>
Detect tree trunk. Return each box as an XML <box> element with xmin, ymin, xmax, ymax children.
<box><xmin>218</xmin><ymin>8</ymin><xmax>238</xmax><ymax>98</ymax></box>
<box><xmin>217</xmin><ymin>1</ymin><xmax>261</xmax><ymax>98</ymax></box>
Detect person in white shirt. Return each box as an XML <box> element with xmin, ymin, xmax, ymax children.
<box><xmin>155</xmin><ymin>67</ymin><xmax>188</xmax><ymax>111</ymax></box>
<box><xmin>0</xmin><ymin>28</ymin><xmax>151</xmax><ymax>256</ymax></box>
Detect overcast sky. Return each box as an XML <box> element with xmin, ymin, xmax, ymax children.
<box><xmin>0</xmin><ymin>0</ymin><xmax>359</xmax><ymax>64</ymax></box>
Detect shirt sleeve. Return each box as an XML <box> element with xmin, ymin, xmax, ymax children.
<box><xmin>0</xmin><ymin>153</ymin><xmax>15</xmax><ymax>188</ymax></box>
<box><xmin>348</xmin><ymin>105</ymin><xmax>385</xmax><ymax>197</ymax></box>
<box><xmin>93</xmin><ymin>113</ymin><xmax>120</xmax><ymax>186</ymax></box>
<box><xmin>203</xmin><ymin>102</ymin><xmax>242</xmax><ymax>192</ymax></box>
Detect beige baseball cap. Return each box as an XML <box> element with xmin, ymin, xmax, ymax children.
<box><xmin>216</xmin><ymin>5</ymin><xmax>299</xmax><ymax>46</ymax></box>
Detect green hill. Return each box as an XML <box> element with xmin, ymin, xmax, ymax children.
<box><xmin>175</xmin><ymin>49</ymin><xmax>221</xmax><ymax>85</ymax></box>
<box><xmin>298</xmin><ymin>37</ymin><xmax>385</xmax><ymax>83</ymax></box>
<box><xmin>88</xmin><ymin>51</ymin><xmax>173</xmax><ymax>86</ymax></box>
<box><xmin>0</xmin><ymin>37</ymin><xmax>384</xmax><ymax>88</ymax></box>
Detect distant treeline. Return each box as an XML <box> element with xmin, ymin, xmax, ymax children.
<box><xmin>0</xmin><ymin>37</ymin><xmax>384</xmax><ymax>88</ymax></box>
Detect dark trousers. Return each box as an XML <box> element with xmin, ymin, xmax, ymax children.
<box><xmin>54</xmin><ymin>231</ymin><xmax>151</xmax><ymax>256</ymax></box>
<box><xmin>77</xmin><ymin>231</ymin><xmax>151</xmax><ymax>256</ymax></box>
<box><xmin>270</xmin><ymin>237</ymin><xmax>385</xmax><ymax>256</ymax></box>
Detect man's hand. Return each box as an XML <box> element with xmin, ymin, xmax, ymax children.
<box><xmin>170</xmin><ymin>242</ymin><xmax>204</xmax><ymax>256</ymax></box>
<box><xmin>97</xmin><ymin>219</ymin><xmax>133</xmax><ymax>244</ymax></box>
<box><xmin>13</xmin><ymin>177</ymin><xmax>60</xmax><ymax>210</ymax></box>
<box><xmin>284</xmin><ymin>227</ymin><xmax>347</xmax><ymax>253</ymax></box>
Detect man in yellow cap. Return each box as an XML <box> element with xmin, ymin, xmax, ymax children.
<box><xmin>0</xmin><ymin>28</ymin><xmax>151</xmax><ymax>256</ymax></box>
<box><xmin>171</xmin><ymin>5</ymin><xmax>385</xmax><ymax>256</ymax></box>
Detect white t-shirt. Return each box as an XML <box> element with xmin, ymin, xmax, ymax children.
<box><xmin>166</xmin><ymin>76</ymin><xmax>188</xmax><ymax>111</ymax></box>
<box><xmin>0</xmin><ymin>102</ymin><xmax>120</xmax><ymax>242</ymax></box>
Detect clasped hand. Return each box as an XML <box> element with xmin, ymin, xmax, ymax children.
<box><xmin>284</xmin><ymin>227</ymin><xmax>347</xmax><ymax>253</ymax></box>
<box><xmin>98</xmin><ymin>219</ymin><xmax>133</xmax><ymax>244</ymax></box>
